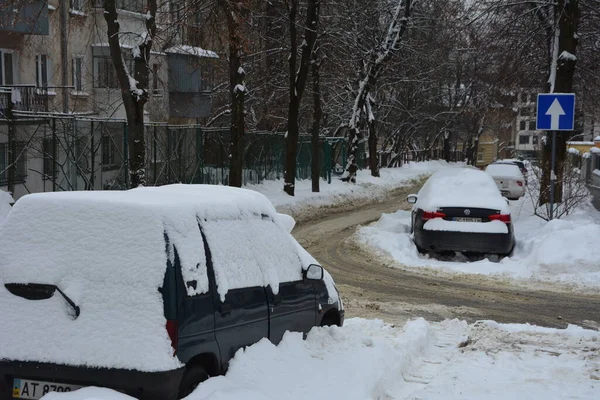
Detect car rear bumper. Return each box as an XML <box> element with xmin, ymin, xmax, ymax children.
<box><xmin>414</xmin><ymin>228</ymin><xmax>514</xmax><ymax>255</ymax></box>
<box><xmin>0</xmin><ymin>361</ymin><xmax>185</xmax><ymax>400</ymax></box>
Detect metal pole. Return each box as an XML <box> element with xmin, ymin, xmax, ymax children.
<box><xmin>60</xmin><ymin>0</ymin><xmax>69</xmax><ymax>113</ymax></box>
<box><xmin>549</xmin><ymin>130</ymin><xmax>557</xmax><ymax>220</ymax></box>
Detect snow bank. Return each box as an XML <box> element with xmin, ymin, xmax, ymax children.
<box><xmin>249</xmin><ymin>161</ymin><xmax>464</xmax><ymax>220</ymax></box>
<box><xmin>41</xmin><ymin>318</ymin><xmax>600</xmax><ymax>400</ymax></box>
<box><xmin>415</xmin><ymin>168</ymin><xmax>510</xmax><ymax>214</ymax></box>
<box><xmin>187</xmin><ymin>318</ymin><xmax>468</xmax><ymax>400</ymax></box>
<box><xmin>356</xmin><ymin>191</ymin><xmax>600</xmax><ymax>291</ymax></box>
<box><xmin>0</xmin><ymin>188</ymin><xmax>13</xmax><ymax>224</ymax></box>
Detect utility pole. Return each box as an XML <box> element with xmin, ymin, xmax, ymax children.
<box><xmin>60</xmin><ymin>0</ymin><xmax>69</xmax><ymax>114</ymax></box>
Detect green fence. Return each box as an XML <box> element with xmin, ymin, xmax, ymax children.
<box><xmin>1</xmin><ymin>115</ymin><xmax>353</xmax><ymax>195</ymax></box>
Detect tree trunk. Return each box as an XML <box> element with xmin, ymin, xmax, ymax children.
<box><xmin>103</xmin><ymin>0</ymin><xmax>156</xmax><ymax>188</ymax></box>
<box><xmin>443</xmin><ymin>130</ymin><xmax>452</xmax><ymax>162</ymax></box>
<box><xmin>224</xmin><ymin>2</ymin><xmax>246</xmax><ymax>188</ymax></box>
<box><xmin>368</xmin><ymin>120</ymin><xmax>379</xmax><ymax>177</ymax></box>
<box><xmin>311</xmin><ymin>57</ymin><xmax>322</xmax><ymax>193</ymax></box>
<box><xmin>284</xmin><ymin>0</ymin><xmax>319</xmax><ymax>196</ymax></box>
<box><xmin>540</xmin><ymin>0</ymin><xmax>579</xmax><ymax>204</ymax></box>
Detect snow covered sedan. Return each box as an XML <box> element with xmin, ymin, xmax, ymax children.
<box><xmin>407</xmin><ymin>168</ymin><xmax>515</xmax><ymax>256</ymax></box>
<box><xmin>485</xmin><ymin>163</ymin><xmax>526</xmax><ymax>200</ymax></box>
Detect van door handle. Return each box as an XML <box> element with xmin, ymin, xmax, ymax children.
<box><xmin>219</xmin><ymin>304</ymin><xmax>232</xmax><ymax>316</ymax></box>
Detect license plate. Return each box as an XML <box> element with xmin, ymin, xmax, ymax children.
<box><xmin>13</xmin><ymin>379</ymin><xmax>83</xmax><ymax>399</ymax></box>
<box><xmin>453</xmin><ymin>217</ymin><xmax>482</xmax><ymax>222</ymax></box>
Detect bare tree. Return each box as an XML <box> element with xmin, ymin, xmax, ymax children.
<box><xmin>103</xmin><ymin>0</ymin><xmax>157</xmax><ymax>188</ymax></box>
<box><xmin>283</xmin><ymin>0</ymin><xmax>320</xmax><ymax>196</ymax></box>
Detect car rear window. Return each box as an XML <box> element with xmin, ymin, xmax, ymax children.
<box><xmin>485</xmin><ymin>164</ymin><xmax>523</xmax><ymax>178</ymax></box>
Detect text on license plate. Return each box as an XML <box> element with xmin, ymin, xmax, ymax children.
<box><xmin>453</xmin><ymin>217</ymin><xmax>482</xmax><ymax>222</ymax></box>
<box><xmin>13</xmin><ymin>379</ymin><xmax>83</xmax><ymax>399</ymax></box>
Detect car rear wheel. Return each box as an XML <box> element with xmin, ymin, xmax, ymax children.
<box><xmin>178</xmin><ymin>366</ymin><xmax>209</xmax><ymax>399</ymax></box>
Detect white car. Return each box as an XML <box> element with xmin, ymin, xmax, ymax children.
<box><xmin>485</xmin><ymin>163</ymin><xmax>526</xmax><ymax>200</ymax></box>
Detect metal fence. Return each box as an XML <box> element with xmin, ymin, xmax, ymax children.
<box><xmin>1</xmin><ymin>115</ymin><xmax>360</xmax><ymax>198</ymax></box>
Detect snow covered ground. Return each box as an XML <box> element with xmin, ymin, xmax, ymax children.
<box><xmin>248</xmin><ymin>161</ymin><xmax>463</xmax><ymax>220</ymax></box>
<box><xmin>42</xmin><ymin>318</ymin><xmax>600</xmax><ymax>400</ymax></box>
<box><xmin>356</xmin><ymin>189</ymin><xmax>600</xmax><ymax>293</ymax></box>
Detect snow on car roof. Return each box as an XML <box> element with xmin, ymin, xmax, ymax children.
<box><xmin>416</xmin><ymin>168</ymin><xmax>509</xmax><ymax>214</ymax></box>
<box><xmin>485</xmin><ymin>163</ymin><xmax>524</xmax><ymax>179</ymax></box>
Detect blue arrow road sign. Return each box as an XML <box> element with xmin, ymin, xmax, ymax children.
<box><xmin>536</xmin><ymin>93</ymin><xmax>575</xmax><ymax>131</ymax></box>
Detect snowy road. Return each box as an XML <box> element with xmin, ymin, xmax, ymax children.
<box><xmin>293</xmin><ymin>184</ymin><xmax>600</xmax><ymax>329</ymax></box>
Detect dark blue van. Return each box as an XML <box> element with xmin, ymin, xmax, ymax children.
<box><xmin>0</xmin><ymin>185</ymin><xmax>344</xmax><ymax>400</ymax></box>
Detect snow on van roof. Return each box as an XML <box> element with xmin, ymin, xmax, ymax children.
<box><xmin>0</xmin><ymin>185</ymin><xmax>280</xmax><ymax>371</ymax></box>
<box><xmin>416</xmin><ymin>168</ymin><xmax>509</xmax><ymax>214</ymax></box>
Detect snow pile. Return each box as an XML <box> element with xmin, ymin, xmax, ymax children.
<box><xmin>250</xmin><ymin>161</ymin><xmax>465</xmax><ymax>220</ymax></box>
<box><xmin>0</xmin><ymin>188</ymin><xmax>13</xmax><ymax>224</ymax></box>
<box><xmin>356</xmin><ymin>192</ymin><xmax>600</xmax><ymax>291</ymax></box>
<box><xmin>424</xmin><ymin>218</ymin><xmax>509</xmax><ymax>234</ymax></box>
<box><xmin>42</xmin><ymin>318</ymin><xmax>600</xmax><ymax>400</ymax></box>
<box><xmin>485</xmin><ymin>163</ymin><xmax>524</xmax><ymax>179</ymax></box>
<box><xmin>415</xmin><ymin>168</ymin><xmax>510</xmax><ymax>214</ymax></box>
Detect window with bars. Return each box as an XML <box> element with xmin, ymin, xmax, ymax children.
<box><xmin>0</xmin><ymin>142</ymin><xmax>28</xmax><ymax>186</ymax></box>
<box><xmin>519</xmin><ymin>135</ymin><xmax>530</xmax><ymax>145</ymax></box>
<box><xmin>102</xmin><ymin>136</ymin><xmax>116</xmax><ymax>167</ymax></box>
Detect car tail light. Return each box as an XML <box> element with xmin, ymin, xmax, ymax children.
<box><xmin>489</xmin><ymin>214</ymin><xmax>511</xmax><ymax>223</ymax></box>
<box><xmin>422</xmin><ymin>211</ymin><xmax>446</xmax><ymax>220</ymax></box>
<box><xmin>166</xmin><ymin>320</ymin><xmax>178</xmax><ymax>353</ymax></box>
<box><xmin>516</xmin><ymin>181</ymin><xmax>523</xmax><ymax>187</ymax></box>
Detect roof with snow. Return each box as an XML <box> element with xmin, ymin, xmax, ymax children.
<box><xmin>416</xmin><ymin>168</ymin><xmax>510</xmax><ymax>214</ymax></box>
<box><xmin>165</xmin><ymin>45</ymin><xmax>219</xmax><ymax>59</ymax></box>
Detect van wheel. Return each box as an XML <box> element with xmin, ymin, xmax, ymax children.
<box><xmin>178</xmin><ymin>366</ymin><xmax>209</xmax><ymax>399</ymax></box>
<box><xmin>320</xmin><ymin>314</ymin><xmax>338</xmax><ymax>327</ymax></box>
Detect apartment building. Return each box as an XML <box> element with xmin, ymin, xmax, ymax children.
<box><xmin>0</xmin><ymin>0</ymin><xmax>219</xmax><ymax>199</ymax></box>
<box><xmin>513</xmin><ymin>91</ymin><xmax>541</xmax><ymax>160</ymax></box>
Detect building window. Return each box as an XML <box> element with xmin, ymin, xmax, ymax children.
<box><xmin>72</xmin><ymin>56</ymin><xmax>84</xmax><ymax>92</ymax></box>
<box><xmin>102</xmin><ymin>136</ymin><xmax>116</xmax><ymax>166</ymax></box>
<box><xmin>94</xmin><ymin>56</ymin><xmax>119</xmax><ymax>88</ymax></box>
<box><xmin>520</xmin><ymin>93</ymin><xmax>528</xmax><ymax>103</ymax></box>
<box><xmin>36</xmin><ymin>55</ymin><xmax>48</xmax><ymax>88</ymax></box>
<box><xmin>0</xmin><ymin>50</ymin><xmax>14</xmax><ymax>85</ymax></box>
<box><xmin>0</xmin><ymin>142</ymin><xmax>27</xmax><ymax>186</ymax></box>
<box><xmin>477</xmin><ymin>151</ymin><xmax>483</xmax><ymax>161</ymax></box>
<box><xmin>521</xmin><ymin>108</ymin><xmax>530</xmax><ymax>117</ymax></box>
<box><xmin>529</xmin><ymin>120</ymin><xmax>536</xmax><ymax>131</ymax></box>
<box><xmin>42</xmin><ymin>137</ymin><xmax>56</xmax><ymax>178</ymax></box>
<box><xmin>519</xmin><ymin>135</ymin><xmax>530</xmax><ymax>145</ymax></box>
<box><xmin>532</xmin><ymin>135</ymin><xmax>539</xmax><ymax>145</ymax></box>
<box><xmin>117</xmin><ymin>0</ymin><xmax>146</xmax><ymax>13</ymax></box>
<box><xmin>520</xmin><ymin>120</ymin><xmax>526</xmax><ymax>131</ymax></box>
<box><xmin>70</xmin><ymin>0</ymin><xmax>83</xmax><ymax>11</ymax></box>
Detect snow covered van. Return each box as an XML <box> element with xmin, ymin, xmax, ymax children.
<box><xmin>0</xmin><ymin>185</ymin><xmax>343</xmax><ymax>400</ymax></box>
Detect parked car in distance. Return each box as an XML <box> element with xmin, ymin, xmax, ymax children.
<box><xmin>485</xmin><ymin>163</ymin><xmax>526</xmax><ymax>200</ymax></box>
<box><xmin>495</xmin><ymin>159</ymin><xmax>528</xmax><ymax>177</ymax></box>
<box><xmin>407</xmin><ymin>168</ymin><xmax>515</xmax><ymax>256</ymax></box>
<box><xmin>0</xmin><ymin>185</ymin><xmax>343</xmax><ymax>400</ymax></box>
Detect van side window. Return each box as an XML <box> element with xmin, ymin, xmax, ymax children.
<box><xmin>202</xmin><ymin>217</ymin><xmax>303</xmax><ymax>300</ymax></box>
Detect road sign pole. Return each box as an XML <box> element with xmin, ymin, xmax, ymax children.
<box><xmin>549</xmin><ymin>130</ymin><xmax>557</xmax><ymax>221</ymax></box>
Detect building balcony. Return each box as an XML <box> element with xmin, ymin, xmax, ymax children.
<box><xmin>0</xmin><ymin>0</ymin><xmax>49</xmax><ymax>35</ymax></box>
<box><xmin>0</xmin><ymin>85</ymin><xmax>50</xmax><ymax>117</ymax></box>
